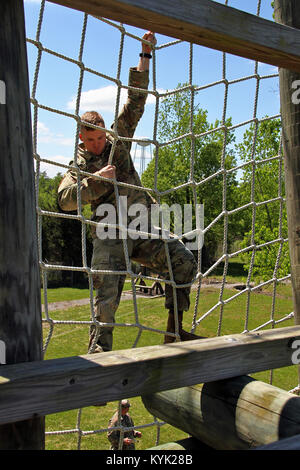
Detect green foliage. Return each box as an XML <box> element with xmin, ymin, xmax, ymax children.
<box><xmin>38</xmin><ymin>172</ymin><xmax>93</xmax><ymax>287</ymax></box>
<box><xmin>236</xmin><ymin>118</ymin><xmax>290</xmax><ymax>281</ymax></box>
<box><xmin>241</xmin><ymin>221</ymin><xmax>290</xmax><ymax>281</ymax></box>
<box><xmin>271</xmin><ymin>1</ymin><xmax>275</xmax><ymax>19</ymax></box>
<box><xmin>141</xmin><ymin>85</ymin><xmax>239</xmax><ymax>264</ymax></box>
<box><xmin>141</xmin><ymin>85</ymin><xmax>288</xmax><ymax>282</ymax></box>
<box><xmin>38</xmin><ymin>173</ymin><xmax>65</xmax><ymax>262</ymax></box>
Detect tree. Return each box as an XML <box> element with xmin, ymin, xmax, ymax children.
<box><xmin>38</xmin><ymin>172</ymin><xmax>93</xmax><ymax>287</ymax></box>
<box><xmin>38</xmin><ymin>173</ymin><xmax>64</xmax><ymax>266</ymax></box>
<box><xmin>236</xmin><ymin>118</ymin><xmax>290</xmax><ymax>281</ymax></box>
<box><xmin>141</xmin><ymin>85</ymin><xmax>239</xmax><ymax>264</ymax></box>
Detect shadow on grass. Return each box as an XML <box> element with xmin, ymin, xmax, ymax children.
<box><xmin>206</xmin><ymin>260</ymin><xmax>248</xmax><ymax>280</ymax></box>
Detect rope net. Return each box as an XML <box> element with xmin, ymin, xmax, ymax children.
<box><xmin>25</xmin><ymin>0</ymin><xmax>298</xmax><ymax>450</ymax></box>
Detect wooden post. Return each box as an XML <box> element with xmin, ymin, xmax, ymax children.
<box><xmin>0</xmin><ymin>0</ymin><xmax>44</xmax><ymax>449</ymax></box>
<box><xmin>142</xmin><ymin>375</ymin><xmax>300</xmax><ymax>450</ymax></box>
<box><xmin>274</xmin><ymin>0</ymin><xmax>300</xmax><ymax>384</ymax></box>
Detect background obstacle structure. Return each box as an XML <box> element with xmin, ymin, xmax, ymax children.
<box><xmin>1</xmin><ymin>0</ymin><xmax>300</xmax><ymax>450</ymax></box>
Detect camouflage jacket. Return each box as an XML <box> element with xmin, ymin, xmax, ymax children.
<box><xmin>107</xmin><ymin>412</ymin><xmax>136</xmax><ymax>450</ymax></box>
<box><xmin>57</xmin><ymin>67</ymin><xmax>155</xmax><ymax>237</ymax></box>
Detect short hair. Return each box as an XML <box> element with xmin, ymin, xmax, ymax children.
<box><xmin>121</xmin><ymin>399</ymin><xmax>131</xmax><ymax>408</ymax></box>
<box><xmin>80</xmin><ymin>111</ymin><xmax>105</xmax><ymax>131</ymax></box>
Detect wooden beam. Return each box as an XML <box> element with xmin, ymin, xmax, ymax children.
<box><xmin>49</xmin><ymin>0</ymin><xmax>300</xmax><ymax>72</ymax></box>
<box><xmin>147</xmin><ymin>437</ymin><xmax>212</xmax><ymax>451</ymax></box>
<box><xmin>142</xmin><ymin>375</ymin><xmax>300</xmax><ymax>450</ymax></box>
<box><xmin>0</xmin><ymin>325</ymin><xmax>299</xmax><ymax>425</ymax></box>
<box><xmin>0</xmin><ymin>0</ymin><xmax>44</xmax><ymax>449</ymax></box>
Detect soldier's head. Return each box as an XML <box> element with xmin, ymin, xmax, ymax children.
<box><xmin>79</xmin><ymin>111</ymin><xmax>106</xmax><ymax>155</ymax></box>
<box><xmin>121</xmin><ymin>399</ymin><xmax>131</xmax><ymax>414</ymax></box>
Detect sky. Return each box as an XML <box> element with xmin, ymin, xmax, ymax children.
<box><xmin>23</xmin><ymin>0</ymin><xmax>280</xmax><ymax>178</ymax></box>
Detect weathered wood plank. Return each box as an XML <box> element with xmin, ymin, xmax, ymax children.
<box><xmin>49</xmin><ymin>0</ymin><xmax>300</xmax><ymax>71</ymax></box>
<box><xmin>275</xmin><ymin>1</ymin><xmax>300</xmax><ymax>386</ymax></box>
<box><xmin>0</xmin><ymin>0</ymin><xmax>44</xmax><ymax>449</ymax></box>
<box><xmin>0</xmin><ymin>325</ymin><xmax>299</xmax><ymax>425</ymax></box>
<box><xmin>147</xmin><ymin>437</ymin><xmax>212</xmax><ymax>451</ymax></box>
<box><xmin>142</xmin><ymin>375</ymin><xmax>300</xmax><ymax>450</ymax></box>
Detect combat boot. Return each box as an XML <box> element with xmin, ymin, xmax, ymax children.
<box><xmin>164</xmin><ymin>310</ymin><xmax>176</xmax><ymax>343</ymax></box>
<box><xmin>88</xmin><ymin>326</ymin><xmax>104</xmax><ymax>354</ymax></box>
<box><xmin>164</xmin><ymin>309</ymin><xmax>204</xmax><ymax>344</ymax></box>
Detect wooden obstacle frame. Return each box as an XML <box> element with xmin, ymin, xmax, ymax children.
<box><xmin>1</xmin><ymin>0</ymin><xmax>300</xmax><ymax>450</ymax></box>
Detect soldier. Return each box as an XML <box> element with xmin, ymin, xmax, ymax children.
<box><xmin>107</xmin><ymin>399</ymin><xmax>141</xmax><ymax>450</ymax></box>
<box><xmin>58</xmin><ymin>30</ymin><xmax>201</xmax><ymax>353</ymax></box>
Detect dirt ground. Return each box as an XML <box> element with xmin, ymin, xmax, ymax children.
<box><xmin>41</xmin><ymin>280</ymin><xmax>252</xmax><ymax>312</ymax></box>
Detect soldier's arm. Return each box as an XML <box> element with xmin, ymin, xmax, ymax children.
<box><xmin>107</xmin><ymin>415</ymin><xmax>121</xmax><ymax>446</ymax></box>
<box><xmin>57</xmin><ymin>167</ymin><xmax>113</xmax><ymax>211</ymax></box>
<box><xmin>129</xmin><ymin>416</ymin><xmax>141</xmax><ymax>437</ymax></box>
<box><xmin>113</xmin><ymin>32</ymin><xmax>156</xmax><ymax>141</ymax></box>
<box><xmin>137</xmin><ymin>31</ymin><xmax>156</xmax><ymax>73</ymax></box>
<box><xmin>107</xmin><ymin>431</ymin><xmax>120</xmax><ymax>447</ymax></box>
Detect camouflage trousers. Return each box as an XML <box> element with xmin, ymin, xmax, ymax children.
<box><xmin>110</xmin><ymin>443</ymin><xmax>135</xmax><ymax>451</ymax></box>
<box><xmin>89</xmin><ymin>235</ymin><xmax>197</xmax><ymax>352</ymax></box>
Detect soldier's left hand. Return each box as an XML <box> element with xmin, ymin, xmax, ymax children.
<box><xmin>142</xmin><ymin>31</ymin><xmax>156</xmax><ymax>54</ymax></box>
<box><xmin>123</xmin><ymin>437</ymin><xmax>134</xmax><ymax>445</ymax></box>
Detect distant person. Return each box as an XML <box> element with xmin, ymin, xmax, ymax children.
<box><xmin>107</xmin><ymin>399</ymin><xmax>141</xmax><ymax>450</ymax></box>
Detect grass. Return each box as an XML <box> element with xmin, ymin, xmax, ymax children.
<box><xmin>41</xmin><ymin>287</ymin><xmax>92</xmax><ymax>303</ymax></box>
<box><xmin>42</xmin><ymin>262</ymin><xmax>299</xmax><ymax>450</ymax></box>
<box><xmin>41</xmin><ymin>279</ymin><xmax>153</xmax><ymax>303</ymax></box>
<box><xmin>208</xmin><ymin>259</ymin><xmax>249</xmax><ymax>284</ymax></box>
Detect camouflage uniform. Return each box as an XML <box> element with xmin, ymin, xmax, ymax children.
<box><xmin>107</xmin><ymin>411</ymin><xmax>137</xmax><ymax>450</ymax></box>
<box><xmin>58</xmin><ymin>67</ymin><xmax>197</xmax><ymax>352</ymax></box>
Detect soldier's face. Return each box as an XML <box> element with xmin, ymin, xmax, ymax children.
<box><xmin>80</xmin><ymin>128</ymin><xmax>106</xmax><ymax>155</ymax></box>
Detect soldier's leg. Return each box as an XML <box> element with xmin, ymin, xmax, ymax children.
<box><xmin>163</xmin><ymin>239</ymin><xmax>197</xmax><ymax>310</ymax></box>
<box><xmin>89</xmin><ymin>238</ymin><xmax>129</xmax><ymax>352</ymax></box>
<box><xmin>162</xmin><ymin>240</ymin><xmax>203</xmax><ymax>342</ymax></box>
<box><xmin>132</xmin><ymin>237</ymin><xmax>201</xmax><ymax>343</ymax></box>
